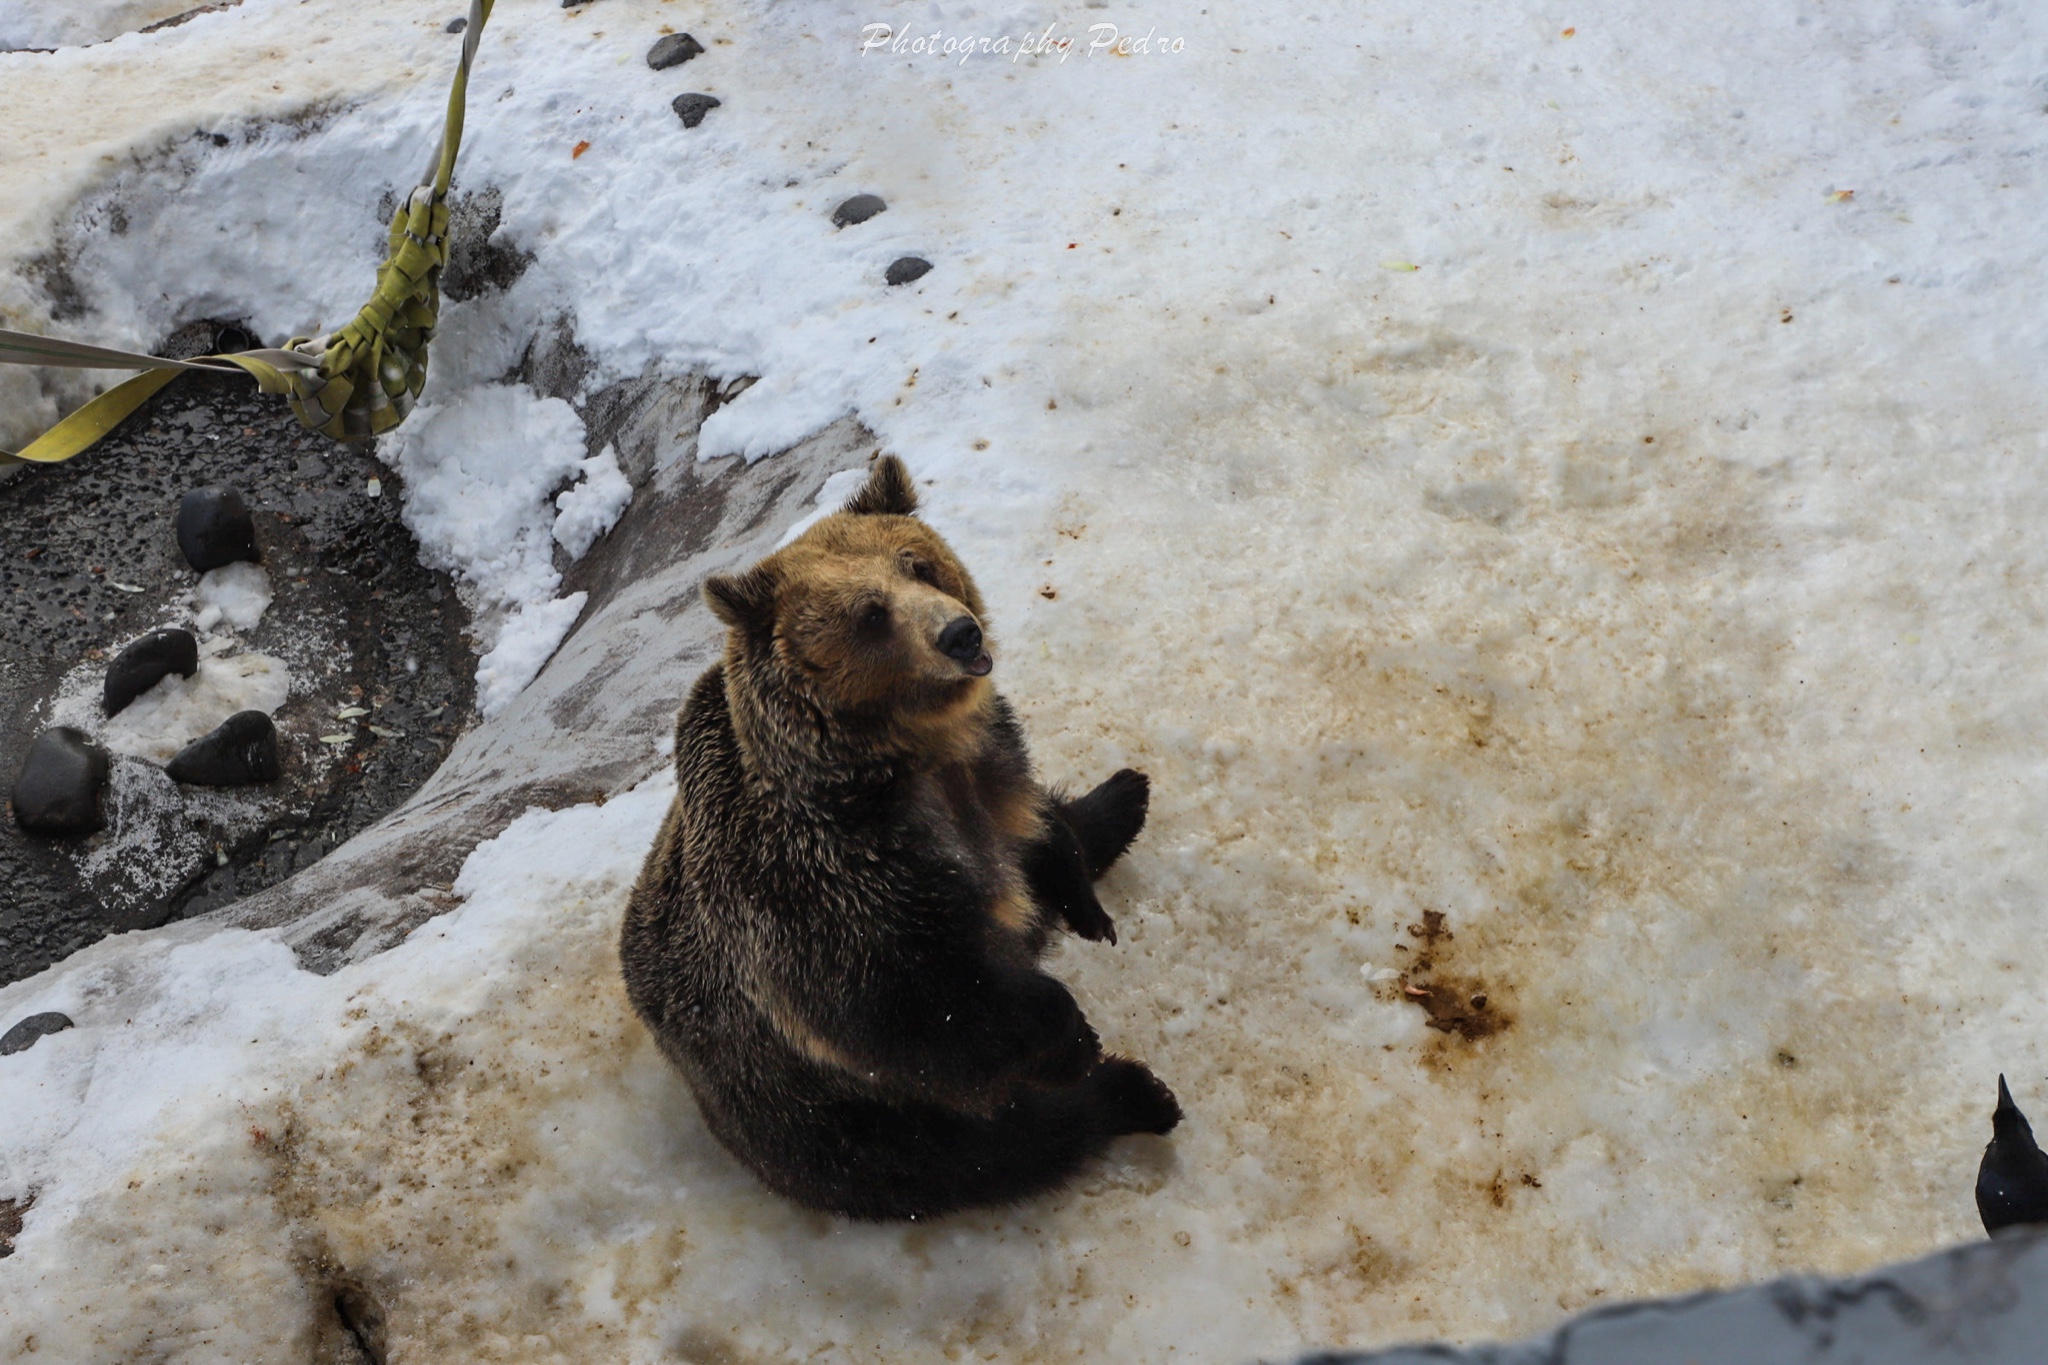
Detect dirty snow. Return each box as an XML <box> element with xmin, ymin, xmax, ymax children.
<box><xmin>4</xmin><ymin>0</ymin><xmax>2048</xmax><ymax>1361</ymax></box>
<box><xmin>552</xmin><ymin>448</ymin><xmax>633</xmax><ymax>561</ymax></box>
<box><xmin>0</xmin><ymin>0</ymin><xmax>202</xmax><ymax>52</ymax></box>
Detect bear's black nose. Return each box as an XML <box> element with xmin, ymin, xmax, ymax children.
<box><xmin>936</xmin><ymin>616</ymin><xmax>983</xmax><ymax>662</ymax></box>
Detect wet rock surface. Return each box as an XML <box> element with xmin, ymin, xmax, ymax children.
<box><xmin>1303</xmin><ymin>1227</ymin><xmax>2048</xmax><ymax>1363</ymax></box>
<box><xmin>0</xmin><ymin>329</ymin><xmax>474</xmax><ymax>988</ymax></box>
<box><xmin>101</xmin><ymin>627</ymin><xmax>198</xmax><ymax>716</ymax></box>
<box><xmin>10</xmin><ymin>728</ymin><xmax>109</xmax><ymax>837</ymax></box>
<box><xmin>0</xmin><ymin>1011</ymin><xmax>74</xmax><ymax>1056</ymax></box>
<box><xmin>166</xmin><ymin>709</ymin><xmax>279</xmax><ymax>786</ymax></box>
<box><xmin>174</xmin><ymin>484</ymin><xmax>259</xmax><ymax>572</ymax></box>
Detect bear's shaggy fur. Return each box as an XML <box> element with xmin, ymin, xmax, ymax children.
<box><xmin>619</xmin><ymin>456</ymin><xmax>1180</xmax><ymax>1220</ymax></box>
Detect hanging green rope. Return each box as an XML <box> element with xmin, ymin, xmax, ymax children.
<box><xmin>0</xmin><ymin>0</ymin><xmax>493</xmax><ymax>466</ymax></box>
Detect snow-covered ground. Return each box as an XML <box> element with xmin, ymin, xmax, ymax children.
<box><xmin>4</xmin><ymin>0</ymin><xmax>2048</xmax><ymax>1359</ymax></box>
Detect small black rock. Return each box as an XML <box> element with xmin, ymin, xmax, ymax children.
<box><xmin>104</xmin><ymin>628</ymin><xmax>199</xmax><ymax>717</ymax></box>
<box><xmin>11</xmin><ymin>728</ymin><xmax>109</xmax><ymax>838</ymax></box>
<box><xmin>647</xmin><ymin>32</ymin><xmax>705</xmax><ymax>70</ymax></box>
<box><xmin>166</xmin><ymin>710</ymin><xmax>281</xmax><ymax>787</ymax></box>
<box><xmin>833</xmin><ymin>194</ymin><xmax>887</xmax><ymax>228</ymax></box>
<box><xmin>1979</xmin><ymin>1075</ymin><xmax>2048</xmax><ymax>1235</ymax></box>
<box><xmin>886</xmin><ymin>256</ymin><xmax>933</xmax><ymax>287</ymax></box>
<box><xmin>176</xmin><ymin>485</ymin><xmax>260</xmax><ymax>572</ymax></box>
<box><xmin>0</xmin><ymin>1013</ymin><xmax>74</xmax><ymax>1057</ymax></box>
<box><xmin>672</xmin><ymin>93</ymin><xmax>721</xmax><ymax>128</ymax></box>
<box><xmin>446</xmin><ymin>16</ymin><xmax>467</xmax><ymax>32</ymax></box>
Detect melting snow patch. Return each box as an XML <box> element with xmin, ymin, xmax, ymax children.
<box><xmin>382</xmin><ymin>382</ymin><xmax>589</xmax><ymax>614</ymax></box>
<box><xmin>381</xmin><ymin>381</ymin><xmax>613</xmax><ymax>712</ymax></box>
<box><xmin>93</xmin><ymin>643</ymin><xmax>289</xmax><ymax>763</ymax></box>
<box><xmin>552</xmin><ymin>447</ymin><xmax>632</xmax><ymax>560</ymax></box>
<box><xmin>0</xmin><ymin>0</ymin><xmax>205</xmax><ymax>50</ymax></box>
<box><xmin>475</xmin><ymin>592</ymin><xmax>588</xmax><ymax>718</ymax></box>
<box><xmin>190</xmin><ymin>561</ymin><xmax>273</xmax><ymax>634</ymax></box>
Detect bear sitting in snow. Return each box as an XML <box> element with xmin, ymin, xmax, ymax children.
<box><xmin>619</xmin><ymin>456</ymin><xmax>1180</xmax><ymax>1220</ymax></box>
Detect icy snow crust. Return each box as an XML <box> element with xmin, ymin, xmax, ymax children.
<box><xmin>4</xmin><ymin>0</ymin><xmax>2048</xmax><ymax>1360</ymax></box>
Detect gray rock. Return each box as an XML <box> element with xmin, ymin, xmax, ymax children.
<box><xmin>10</xmin><ymin>728</ymin><xmax>109</xmax><ymax>838</ymax></box>
<box><xmin>647</xmin><ymin>32</ymin><xmax>704</xmax><ymax>70</ymax></box>
<box><xmin>0</xmin><ymin>1012</ymin><xmax>74</xmax><ymax>1057</ymax></box>
<box><xmin>833</xmin><ymin>194</ymin><xmax>887</xmax><ymax>228</ymax></box>
<box><xmin>671</xmin><ymin>93</ymin><xmax>720</xmax><ymax>129</ymax></box>
<box><xmin>175</xmin><ymin>484</ymin><xmax>259</xmax><ymax>572</ymax></box>
<box><xmin>1295</xmin><ymin>1226</ymin><xmax>2048</xmax><ymax>1364</ymax></box>
<box><xmin>166</xmin><ymin>710</ymin><xmax>281</xmax><ymax>787</ymax></box>
<box><xmin>103</xmin><ymin>627</ymin><xmax>198</xmax><ymax>716</ymax></box>
<box><xmin>446</xmin><ymin>16</ymin><xmax>467</xmax><ymax>33</ymax></box>
<box><xmin>885</xmin><ymin>256</ymin><xmax>932</xmax><ymax>286</ymax></box>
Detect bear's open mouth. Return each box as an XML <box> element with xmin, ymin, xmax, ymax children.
<box><xmin>965</xmin><ymin>652</ymin><xmax>993</xmax><ymax>677</ymax></box>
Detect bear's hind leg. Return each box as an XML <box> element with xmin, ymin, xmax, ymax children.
<box><xmin>1056</xmin><ymin>769</ymin><xmax>1150</xmax><ymax>878</ymax></box>
<box><xmin>785</xmin><ymin>1062</ymin><xmax>1180</xmax><ymax>1220</ymax></box>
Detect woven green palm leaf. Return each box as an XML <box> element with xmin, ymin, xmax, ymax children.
<box><xmin>283</xmin><ymin>188</ymin><xmax>451</xmax><ymax>440</ymax></box>
<box><xmin>278</xmin><ymin>0</ymin><xmax>488</xmax><ymax>441</ymax></box>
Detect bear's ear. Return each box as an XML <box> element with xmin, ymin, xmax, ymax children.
<box><xmin>703</xmin><ymin>563</ymin><xmax>780</xmax><ymax>632</ymax></box>
<box><xmin>843</xmin><ymin>455</ymin><xmax>919</xmax><ymax>517</ymax></box>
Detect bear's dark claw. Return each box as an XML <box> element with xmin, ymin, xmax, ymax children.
<box><xmin>1065</xmin><ymin>896</ymin><xmax>1118</xmax><ymax>945</ymax></box>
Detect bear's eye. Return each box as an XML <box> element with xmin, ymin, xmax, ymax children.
<box><xmin>857</xmin><ymin>600</ymin><xmax>890</xmax><ymax>634</ymax></box>
<box><xmin>908</xmin><ymin>558</ymin><xmax>941</xmax><ymax>588</ymax></box>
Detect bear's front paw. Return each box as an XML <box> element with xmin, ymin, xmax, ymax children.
<box><xmin>1060</xmin><ymin>888</ymin><xmax>1118</xmax><ymax>945</ymax></box>
<box><xmin>1060</xmin><ymin>768</ymin><xmax>1151</xmax><ymax>878</ymax></box>
<box><xmin>1089</xmin><ymin>1056</ymin><xmax>1182</xmax><ymax>1136</ymax></box>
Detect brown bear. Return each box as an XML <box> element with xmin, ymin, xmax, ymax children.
<box><xmin>619</xmin><ymin>455</ymin><xmax>1179</xmax><ymax>1220</ymax></box>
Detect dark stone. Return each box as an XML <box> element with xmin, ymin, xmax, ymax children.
<box><xmin>208</xmin><ymin>322</ymin><xmax>262</xmax><ymax>355</ymax></box>
<box><xmin>885</xmin><ymin>256</ymin><xmax>933</xmax><ymax>286</ymax></box>
<box><xmin>175</xmin><ymin>484</ymin><xmax>260</xmax><ymax>571</ymax></box>
<box><xmin>0</xmin><ymin>1012</ymin><xmax>74</xmax><ymax>1057</ymax></box>
<box><xmin>671</xmin><ymin>94</ymin><xmax>721</xmax><ymax>129</ymax></box>
<box><xmin>446</xmin><ymin>16</ymin><xmax>467</xmax><ymax>32</ymax></box>
<box><xmin>166</xmin><ymin>711</ymin><xmax>281</xmax><ymax>787</ymax></box>
<box><xmin>103</xmin><ymin>627</ymin><xmax>199</xmax><ymax>716</ymax></box>
<box><xmin>833</xmin><ymin>194</ymin><xmax>888</xmax><ymax>228</ymax></box>
<box><xmin>11</xmin><ymin>729</ymin><xmax>109</xmax><ymax>838</ymax></box>
<box><xmin>647</xmin><ymin>32</ymin><xmax>704</xmax><ymax>70</ymax></box>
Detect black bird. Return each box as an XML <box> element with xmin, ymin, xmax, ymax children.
<box><xmin>1976</xmin><ymin>1075</ymin><xmax>2048</xmax><ymax>1235</ymax></box>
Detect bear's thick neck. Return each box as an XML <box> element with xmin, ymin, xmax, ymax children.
<box><xmin>724</xmin><ymin>643</ymin><xmax>990</xmax><ymax>799</ymax></box>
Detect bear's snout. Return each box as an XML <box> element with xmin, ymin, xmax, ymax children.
<box><xmin>937</xmin><ymin>617</ymin><xmax>992</xmax><ymax>676</ymax></box>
